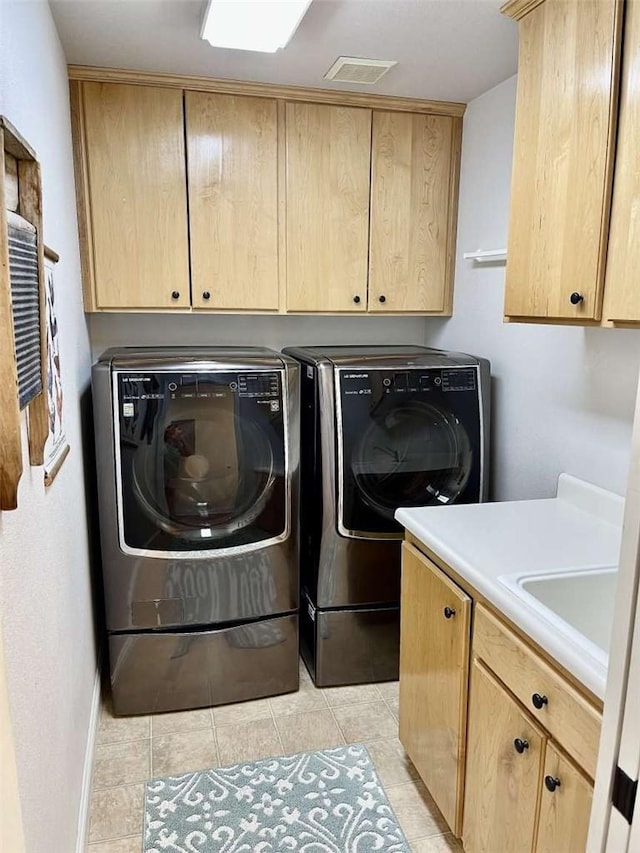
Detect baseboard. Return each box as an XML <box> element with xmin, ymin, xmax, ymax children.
<box><xmin>76</xmin><ymin>658</ymin><xmax>102</xmax><ymax>853</ymax></box>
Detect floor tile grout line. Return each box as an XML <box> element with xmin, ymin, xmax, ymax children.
<box><xmin>212</xmin><ymin>720</ymin><xmax>222</xmax><ymax>766</ymax></box>
<box><xmin>150</xmin><ymin>723</ymin><xmax>214</xmax><ymax>738</ymax></box>
<box><xmin>93</xmin><ymin>776</ymin><xmax>151</xmax><ymax>793</ymax></box>
<box><xmin>87</xmin><ymin>832</ymin><xmax>142</xmax><ymax>848</ymax></box>
<box><xmin>149</xmin><ymin>729</ymin><xmax>154</xmax><ymax>781</ymax></box>
<box><xmin>269</xmin><ymin>691</ymin><xmax>287</xmax><ymax>755</ymax></box>
<box><xmin>96</xmin><ymin>734</ymin><xmax>153</xmax><ymax>748</ymax></box>
<box><xmin>406</xmin><ymin>832</ymin><xmax>456</xmax><ymax>845</ymax></box>
<box><xmin>324</xmin><ymin>699</ymin><xmax>348</xmax><ymax>746</ymax></box>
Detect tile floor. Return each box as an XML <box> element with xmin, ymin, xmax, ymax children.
<box><xmin>86</xmin><ymin>661</ymin><xmax>462</xmax><ymax>852</ymax></box>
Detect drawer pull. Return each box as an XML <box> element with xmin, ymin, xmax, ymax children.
<box><xmin>532</xmin><ymin>692</ymin><xmax>548</xmax><ymax>710</ymax></box>
<box><xmin>353</xmin><ymin>295</ymin><xmax>361</xmax><ymax>304</ymax></box>
<box><xmin>513</xmin><ymin>738</ymin><xmax>529</xmax><ymax>754</ymax></box>
<box><xmin>569</xmin><ymin>292</ymin><xmax>584</xmax><ymax>305</ymax></box>
<box><xmin>171</xmin><ymin>290</ymin><xmax>180</xmax><ymax>300</ymax></box>
<box><xmin>443</xmin><ymin>606</ymin><xmax>456</xmax><ymax>619</ymax></box>
<box><xmin>202</xmin><ymin>291</ymin><xmax>211</xmax><ymax>300</ymax></box>
<box><xmin>545</xmin><ymin>775</ymin><xmax>561</xmax><ymax>793</ymax></box>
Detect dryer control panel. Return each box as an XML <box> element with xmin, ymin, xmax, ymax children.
<box><xmin>341</xmin><ymin>367</ymin><xmax>478</xmax><ymax>396</ymax></box>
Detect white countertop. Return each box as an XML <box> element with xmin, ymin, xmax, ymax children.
<box><xmin>395</xmin><ymin>474</ymin><xmax>624</xmax><ymax>699</ymax></box>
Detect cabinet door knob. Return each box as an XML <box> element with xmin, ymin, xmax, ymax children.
<box><xmin>532</xmin><ymin>693</ymin><xmax>548</xmax><ymax>710</ymax></box>
<box><xmin>353</xmin><ymin>295</ymin><xmax>361</xmax><ymax>304</ymax></box>
<box><xmin>513</xmin><ymin>738</ymin><xmax>530</xmax><ymax>754</ymax></box>
<box><xmin>202</xmin><ymin>291</ymin><xmax>211</xmax><ymax>300</ymax></box>
<box><xmin>570</xmin><ymin>292</ymin><xmax>584</xmax><ymax>305</ymax></box>
<box><xmin>378</xmin><ymin>295</ymin><xmax>387</xmax><ymax>303</ymax></box>
<box><xmin>545</xmin><ymin>775</ymin><xmax>561</xmax><ymax>792</ymax></box>
<box><xmin>171</xmin><ymin>290</ymin><xmax>180</xmax><ymax>300</ymax></box>
<box><xmin>443</xmin><ymin>606</ymin><xmax>456</xmax><ymax>619</ymax></box>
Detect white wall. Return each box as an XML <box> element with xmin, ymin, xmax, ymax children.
<box><xmin>426</xmin><ymin>76</ymin><xmax>640</xmax><ymax>501</ymax></box>
<box><xmin>0</xmin><ymin>2</ymin><xmax>96</xmax><ymax>851</ymax></box>
<box><xmin>88</xmin><ymin>313</ymin><xmax>429</xmax><ymax>360</ymax></box>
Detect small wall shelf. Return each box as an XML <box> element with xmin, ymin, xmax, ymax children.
<box><xmin>463</xmin><ymin>249</ymin><xmax>507</xmax><ymax>264</ymax></box>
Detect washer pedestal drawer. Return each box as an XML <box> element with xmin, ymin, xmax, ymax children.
<box><xmin>108</xmin><ymin>613</ymin><xmax>298</xmax><ymax>715</ymax></box>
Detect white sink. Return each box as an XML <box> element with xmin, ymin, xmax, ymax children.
<box><xmin>499</xmin><ymin>567</ymin><xmax>618</xmax><ymax>664</ymax></box>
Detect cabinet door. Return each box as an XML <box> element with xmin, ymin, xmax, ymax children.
<box><xmin>399</xmin><ymin>542</ymin><xmax>471</xmax><ymax>836</ymax></box>
<box><xmin>185</xmin><ymin>92</ymin><xmax>279</xmax><ymax>311</ymax></box>
<box><xmin>535</xmin><ymin>742</ymin><xmax>593</xmax><ymax>853</ymax></box>
<box><xmin>369</xmin><ymin>112</ymin><xmax>459</xmax><ymax>313</ymax></box>
<box><xmin>504</xmin><ymin>0</ymin><xmax>622</xmax><ymax>321</ymax></box>
<box><xmin>463</xmin><ymin>660</ymin><xmax>545</xmax><ymax>853</ymax></box>
<box><xmin>82</xmin><ymin>82</ymin><xmax>190</xmax><ymax>309</ymax></box>
<box><xmin>603</xmin><ymin>0</ymin><xmax>640</xmax><ymax>323</ymax></box>
<box><xmin>285</xmin><ymin>103</ymin><xmax>371</xmax><ymax>312</ymax></box>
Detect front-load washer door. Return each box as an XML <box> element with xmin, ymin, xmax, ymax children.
<box><xmin>113</xmin><ymin>369</ymin><xmax>287</xmax><ymax>556</ymax></box>
<box><xmin>336</xmin><ymin>367</ymin><xmax>482</xmax><ymax>538</ymax></box>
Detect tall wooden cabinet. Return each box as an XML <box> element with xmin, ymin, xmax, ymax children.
<box><xmin>503</xmin><ymin>0</ymin><xmax>640</xmax><ymax>328</ymax></box>
<box><xmin>503</xmin><ymin>0</ymin><xmax>622</xmax><ymax>323</ymax></box>
<box><xmin>602</xmin><ymin>0</ymin><xmax>640</xmax><ymax>324</ymax></box>
<box><xmin>398</xmin><ymin>543</ymin><xmax>471</xmax><ymax>835</ymax></box>
<box><xmin>77</xmin><ymin>82</ymin><xmax>190</xmax><ymax>310</ymax></box>
<box><xmin>284</xmin><ymin>103</ymin><xmax>372</xmax><ymax>313</ymax></box>
<box><xmin>185</xmin><ymin>92</ymin><xmax>280</xmax><ymax>311</ymax></box>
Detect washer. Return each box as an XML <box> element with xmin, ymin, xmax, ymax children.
<box><xmin>92</xmin><ymin>347</ymin><xmax>299</xmax><ymax>715</ymax></box>
<box><xmin>283</xmin><ymin>345</ymin><xmax>490</xmax><ymax>687</ymax></box>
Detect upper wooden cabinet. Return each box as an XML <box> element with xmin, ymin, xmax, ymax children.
<box><xmin>369</xmin><ymin>112</ymin><xmax>460</xmax><ymax>313</ymax></box>
<box><xmin>602</xmin><ymin>0</ymin><xmax>640</xmax><ymax>324</ymax></box>
<box><xmin>399</xmin><ymin>542</ymin><xmax>471</xmax><ymax>836</ymax></box>
<box><xmin>503</xmin><ymin>0</ymin><xmax>622</xmax><ymax>323</ymax></box>
<box><xmin>70</xmin><ymin>72</ymin><xmax>464</xmax><ymax>315</ymax></box>
<box><xmin>285</xmin><ymin>103</ymin><xmax>372</xmax><ymax>313</ymax></box>
<box><xmin>185</xmin><ymin>92</ymin><xmax>279</xmax><ymax>312</ymax></box>
<box><xmin>76</xmin><ymin>82</ymin><xmax>190</xmax><ymax>310</ymax></box>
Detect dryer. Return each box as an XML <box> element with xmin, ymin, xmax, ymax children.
<box><xmin>284</xmin><ymin>345</ymin><xmax>490</xmax><ymax>687</ymax></box>
<box><xmin>92</xmin><ymin>347</ymin><xmax>299</xmax><ymax>715</ymax></box>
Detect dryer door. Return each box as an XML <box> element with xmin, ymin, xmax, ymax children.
<box><xmin>114</xmin><ymin>369</ymin><xmax>287</xmax><ymax>555</ymax></box>
<box><xmin>337</xmin><ymin>367</ymin><xmax>482</xmax><ymax>538</ymax></box>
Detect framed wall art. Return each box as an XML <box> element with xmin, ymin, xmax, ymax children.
<box><xmin>43</xmin><ymin>246</ymin><xmax>69</xmax><ymax>486</ymax></box>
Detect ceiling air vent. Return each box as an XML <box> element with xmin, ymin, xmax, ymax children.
<box><xmin>324</xmin><ymin>57</ymin><xmax>397</xmax><ymax>85</ymax></box>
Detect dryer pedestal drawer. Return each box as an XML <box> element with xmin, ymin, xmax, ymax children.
<box><xmin>301</xmin><ymin>602</ymin><xmax>400</xmax><ymax>687</ymax></box>
<box><xmin>108</xmin><ymin>613</ymin><xmax>299</xmax><ymax>715</ymax></box>
<box><xmin>473</xmin><ymin>604</ymin><xmax>601</xmax><ymax>777</ymax></box>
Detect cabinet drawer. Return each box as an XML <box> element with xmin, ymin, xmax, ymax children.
<box><xmin>473</xmin><ymin>604</ymin><xmax>601</xmax><ymax>778</ymax></box>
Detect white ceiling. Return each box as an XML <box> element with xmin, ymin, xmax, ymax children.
<box><xmin>49</xmin><ymin>0</ymin><xmax>518</xmax><ymax>103</ymax></box>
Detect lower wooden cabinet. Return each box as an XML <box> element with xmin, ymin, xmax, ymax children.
<box><xmin>398</xmin><ymin>539</ymin><xmax>599</xmax><ymax>851</ymax></box>
<box><xmin>463</xmin><ymin>660</ymin><xmax>545</xmax><ymax>853</ymax></box>
<box><xmin>535</xmin><ymin>743</ymin><xmax>593</xmax><ymax>853</ymax></box>
<box><xmin>398</xmin><ymin>542</ymin><xmax>471</xmax><ymax>835</ymax></box>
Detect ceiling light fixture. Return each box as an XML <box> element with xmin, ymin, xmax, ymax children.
<box><xmin>201</xmin><ymin>0</ymin><xmax>312</xmax><ymax>53</ymax></box>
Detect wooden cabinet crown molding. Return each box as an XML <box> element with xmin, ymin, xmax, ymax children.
<box><xmin>500</xmin><ymin>0</ymin><xmax>546</xmax><ymax>21</ymax></box>
<box><xmin>67</xmin><ymin>65</ymin><xmax>466</xmax><ymax>118</ymax></box>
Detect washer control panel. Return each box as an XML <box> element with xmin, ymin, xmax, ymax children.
<box><xmin>117</xmin><ymin>371</ymin><xmax>282</xmax><ymax>419</ymax></box>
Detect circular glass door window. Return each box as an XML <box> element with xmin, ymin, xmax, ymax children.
<box><xmin>131</xmin><ymin>404</ymin><xmax>276</xmax><ymax>542</ymax></box>
<box><xmin>351</xmin><ymin>400</ymin><xmax>472</xmax><ymax>518</ymax></box>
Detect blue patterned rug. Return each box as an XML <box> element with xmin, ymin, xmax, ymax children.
<box><xmin>144</xmin><ymin>744</ymin><xmax>410</xmax><ymax>852</ymax></box>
